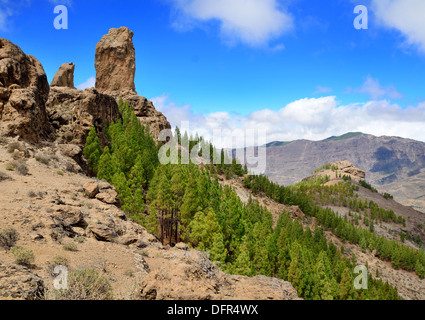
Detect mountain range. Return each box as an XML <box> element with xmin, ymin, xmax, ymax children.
<box><xmin>238</xmin><ymin>132</ymin><xmax>425</xmax><ymax>213</ymax></box>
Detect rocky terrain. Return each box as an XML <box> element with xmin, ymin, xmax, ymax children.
<box><xmin>0</xmin><ymin>28</ymin><xmax>300</xmax><ymax>300</ymax></box>
<box><xmin>251</xmin><ymin>133</ymin><xmax>425</xmax><ymax>213</ymax></box>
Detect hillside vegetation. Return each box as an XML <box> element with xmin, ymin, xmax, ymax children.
<box><xmin>83</xmin><ymin>100</ymin><xmax>407</xmax><ymax>300</ymax></box>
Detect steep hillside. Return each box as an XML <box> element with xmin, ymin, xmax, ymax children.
<box><xmin>253</xmin><ymin>133</ymin><xmax>425</xmax><ymax>212</ymax></box>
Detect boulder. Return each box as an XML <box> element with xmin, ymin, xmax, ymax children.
<box><xmin>53</xmin><ymin>205</ymin><xmax>85</xmax><ymax>226</ymax></box>
<box><xmin>89</xmin><ymin>222</ymin><xmax>117</xmax><ymax>242</ymax></box>
<box><xmin>96</xmin><ymin>189</ymin><xmax>118</xmax><ymax>205</ymax></box>
<box><xmin>51</xmin><ymin>62</ymin><xmax>75</xmax><ymax>88</ymax></box>
<box><xmin>83</xmin><ymin>181</ymin><xmax>99</xmax><ymax>198</ymax></box>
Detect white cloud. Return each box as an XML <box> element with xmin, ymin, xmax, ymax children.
<box><xmin>168</xmin><ymin>0</ymin><xmax>293</xmax><ymax>48</ymax></box>
<box><xmin>314</xmin><ymin>86</ymin><xmax>333</xmax><ymax>94</ymax></box>
<box><xmin>0</xmin><ymin>0</ymin><xmax>21</xmax><ymax>31</ymax></box>
<box><xmin>76</xmin><ymin>77</ymin><xmax>95</xmax><ymax>90</ymax></box>
<box><xmin>151</xmin><ymin>95</ymin><xmax>425</xmax><ymax>148</ymax></box>
<box><xmin>371</xmin><ymin>0</ymin><xmax>425</xmax><ymax>53</ymax></box>
<box><xmin>349</xmin><ymin>75</ymin><xmax>402</xmax><ymax>100</ymax></box>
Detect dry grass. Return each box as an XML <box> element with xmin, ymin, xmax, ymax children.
<box><xmin>46</xmin><ymin>269</ymin><xmax>114</xmax><ymax>300</ymax></box>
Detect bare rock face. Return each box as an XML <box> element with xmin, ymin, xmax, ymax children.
<box><xmin>51</xmin><ymin>62</ymin><xmax>75</xmax><ymax>88</ymax></box>
<box><xmin>95</xmin><ymin>27</ymin><xmax>136</xmax><ymax>94</ymax></box>
<box><xmin>0</xmin><ymin>38</ymin><xmax>52</xmax><ymax>142</ymax></box>
<box><xmin>46</xmin><ymin>86</ymin><xmax>120</xmax><ymax>146</ymax></box>
<box><xmin>138</xmin><ymin>249</ymin><xmax>301</xmax><ymax>300</ymax></box>
<box><xmin>333</xmin><ymin>160</ymin><xmax>366</xmax><ymax>181</ymax></box>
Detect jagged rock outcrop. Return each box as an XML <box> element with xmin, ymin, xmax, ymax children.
<box><xmin>0</xmin><ymin>38</ymin><xmax>53</xmax><ymax>142</ymax></box>
<box><xmin>95</xmin><ymin>27</ymin><xmax>136</xmax><ymax>94</ymax></box>
<box><xmin>0</xmin><ymin>262</ymin><xmax>45</xmax><ymax>300</ymax></box>
<box><xmin>333</xmin><ymin>160</ymin><xmax>366</xmax><ymax>181</ymax></box>
<box><xmin>94</xmin><ymin>27</ymin><xmax>171</xmax><ymax>140</ymax></box>
<box><xmin>117</xmin><ymin>93</ymin><xmax>171</xmax><ymax>140</ymax></box>
<box><xmin>138</xmin><ymin>248</ymin><xmax>301</xmax><ymax>300</ymax></box>
<box><xmin>51</xmin><ymin>62</ymin><xmax>75</xmax><ymax>88</ymax></box>
<box><xmin>46</xmin><ymin>87</ymin><xmax>120</xmax><ymax>146</ymax></box>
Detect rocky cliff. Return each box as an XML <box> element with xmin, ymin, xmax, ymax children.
<box><xmin>0</xmin><ymin>38</ymin><xmax>53</xmax><ymax>143</ymax></box>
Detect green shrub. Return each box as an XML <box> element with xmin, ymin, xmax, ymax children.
<box><xmin>35</xmin><ymin>155</ymin><xmax>50</xmax><ymax>165</ymax></box>
<box><xmin>0</xmin><ymin>228</ymin><xmax>19</xmax><ymax>250</ymax></box>
<box><xmin>11</xmin><ymin>247</ymin><xmax>35</xmax><ymax>266</ymax></box>
<box><xmin>63</xmin><ymin>242</ymin><xmax>78</xmax><ymax>252</ymax></box>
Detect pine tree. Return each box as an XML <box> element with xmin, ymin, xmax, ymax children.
<box><xmin>339</xmin><ymin>267</ymin><xmax>353</xmax><ymax>300</ymax></box>
<box><xmin>97</xmin><ymin>146</ymin><xmax>114</xmax><ymax>182</ymax></box>
<box><xmin>234</xmin><ymin>237</ymin><xmax>252</xmax><ymax>276</ymax></box>
<box><xmin>83</xmin><ymin>126</ymin><xmax>103</xmax><ymax>174</ymax></box>
<box><xmin>210</xmin><ymin>232</ymin><xmax>227</xmax><ymax>266</ymax></box>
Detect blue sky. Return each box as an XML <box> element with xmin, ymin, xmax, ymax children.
<box><xmin>1</xmin><ymin>0</ymin><xmax>425</xmax><ymax>145</ymax></box>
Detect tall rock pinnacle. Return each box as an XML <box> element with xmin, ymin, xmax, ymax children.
<box><xmin>95</xmin><ymin>27</ymin><xmax>136</xmax><ymax>94</ymax></box>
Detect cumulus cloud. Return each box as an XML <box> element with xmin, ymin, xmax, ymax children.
<box><xmin>168</xmin><ymin>0</ymin><xmax>293</xmax><ymax>48</ymax></box>
<box><xmin>371</xmin><ymin>0</ymin><xmax>425</xmax><ymax>53</ymax></box>
<box><xmin>151</xmin><ymin>95</ymin><xmax>425</xmax><ymax>148</ymax></box>
<box><xmin>76</xmin><ymin>77</ymin><xmax>95</xmax><ymax>90</ymax></box>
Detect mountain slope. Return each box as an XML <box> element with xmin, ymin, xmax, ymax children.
<box><xmin>257</xmin><ymin>133</ymin><xmax>425</xmax><ymax>212</ymax></box>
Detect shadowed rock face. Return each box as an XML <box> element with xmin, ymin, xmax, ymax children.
<box><xmin>51</xmin><ymin>62</ymin><xmax>75</xmax><ymax>88</ymax></box>
<box><xmin>46</xmin><ymin>86</ymin><xmax>120</xmax><ymax>147</ymax></box>
<box><xmin>0</xmin><ymin>38</ymin><xmax>53</xmax><ymax>142</ymax></box>
<box><xmin>95</xmin><ymin>27</ymin><xmax>136</xmax><ymax>94</ymax></box>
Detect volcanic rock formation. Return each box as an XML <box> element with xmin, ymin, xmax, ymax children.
<box><xmin>95</xmin><ymin>27</ymin><xmax>136</xmax><ymax>94</ymax></box>
<box><xmin>51</xmin><ymin>62</ymin><xmax>75</xmax><ymax>88</ymax></box>
<box><xmin>94</xmin><ymin>27</ymin><xmax>170</xmax><ymax>139</ymax></box>
<box><xmin>0</xmin><ymin>38</ymin><xmax>52</xmax><ymax>142</ymax></box>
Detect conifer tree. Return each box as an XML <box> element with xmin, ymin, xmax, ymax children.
<box><xmin>210</xmin><ymin>232</ymin><xmax>227</xmax><ymax>266</ymax></box>
<box><xmin>84</xmin><ymin>126</ymin><xmax>103</xmax><ymax>174</ymax></box>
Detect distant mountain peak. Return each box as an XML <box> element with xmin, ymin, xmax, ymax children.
<box><xmin>323</xmin><ymin>132</ymin><xmax>364</xmax><ymax>141</ymax></box>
